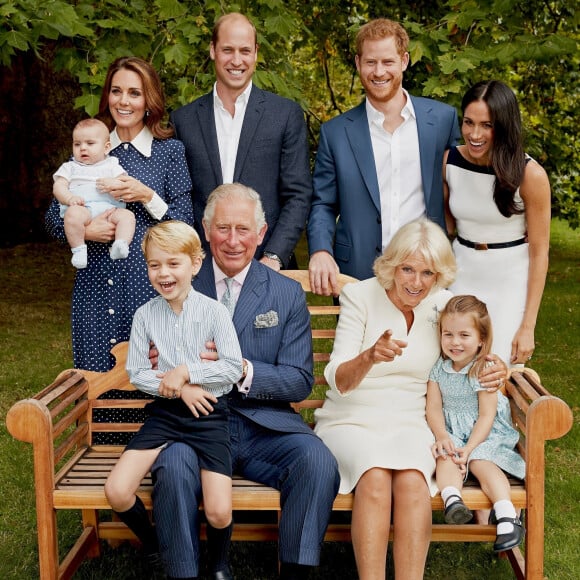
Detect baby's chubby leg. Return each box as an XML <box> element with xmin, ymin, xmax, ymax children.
<box><xmin>109</xmin><ymin>208</ymin><xmax>135</xmax><ymax>260</ymax></box>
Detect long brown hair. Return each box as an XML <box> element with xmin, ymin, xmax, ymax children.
<box><xmin>439</xmin><ymin>295</ymin><xmax>493</xmax><ymax>379</ymax></box>
<box><xmin>98</xmin><ymin>57</ymin><xmax>173</xmax><ymax>140</ymax></box>
<box><xmin>461</xmin><ymin>80</ymin><xmax>525</xmax><ymax>217</ymax></box>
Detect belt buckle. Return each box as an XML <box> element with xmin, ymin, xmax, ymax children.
<box><xmin>474</xmin><ymin>242</ymin><xmax>488</xmax><ymax>251</ymax></box>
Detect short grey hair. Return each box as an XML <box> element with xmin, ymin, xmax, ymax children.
<box><xmin>203</xmin><ymin>183</ymin><xmax>266</xmax><ymax>233</ymax></box>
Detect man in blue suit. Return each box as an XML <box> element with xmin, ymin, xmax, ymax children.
<box><xmin>308</xmin><ymin>18</ymin><xmax>460</xmax><ymax>294</ymax></box>
<box><xmin>151</xmin><ymin>184</ymin><xmax>340</xmax><ymax>580</ymax></box>
<box><xmin>170</xmin><ymin>12</ymin><xmax>312</xmax><ymax>271</ymax></box>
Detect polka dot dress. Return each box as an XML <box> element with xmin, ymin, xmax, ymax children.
<box><xmin>46</xmin><ymin>137</ymin><xmax>193</xmax><ymax>444</ymax></box>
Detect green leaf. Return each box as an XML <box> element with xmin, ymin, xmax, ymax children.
<box><xmin>74</xmin><ymin>93</ymin><xmax>101</xmax><ymax>117</ymax></box>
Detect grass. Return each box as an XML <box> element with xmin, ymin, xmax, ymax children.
<box><xmin>1</xmin><ymin>219</ymin><xmax>578</xmax><ymax>579</ymax></box>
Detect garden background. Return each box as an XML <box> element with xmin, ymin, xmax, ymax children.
<box><xmin>0</xmin><ymin>1</ymin><xmax>578</xmax><ymax>578</ymax></box>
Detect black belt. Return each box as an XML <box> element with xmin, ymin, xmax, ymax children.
<box><xmin>456</xmin><ymin>235</ymin><xmax>527</xmax><ymax>251</ymax></box>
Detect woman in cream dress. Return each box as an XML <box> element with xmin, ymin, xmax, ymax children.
<box><xmin>315</xmin><ymin>219</ymin><xmax>506</xmax><ymax>580</ymax></box>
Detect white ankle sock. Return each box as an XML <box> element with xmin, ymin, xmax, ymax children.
<box><xmin>71</xmin><ymin>244</ymin><xmax>87</xmax><ymax>269</ymax></box>
<box><xmin>494</xmin><ymin>500</ymin><xmax>517</xmax><ymax>534</ymax></box>
<box><xmin>441</xmin><ymin>486</ymin><xmax>462</xmax><ymax>507</ymax></box>
<box><xmin>110</xmin><ymin>239</ymin><xmax>129</xmax><ymax>260</ymax></box>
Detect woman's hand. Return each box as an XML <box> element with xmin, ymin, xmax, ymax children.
<box><xmin>84</xmin><ymin>209</ymin><xmax>117</xmax><ymax>242</ymax></box>
<box><xmin>97</xmin><ymin>175</ymin><xmax>155</xmax><ymax>204</ymax></box>
<box><xmin>510</xmin><ymin>325</ymin><xmax>535</xmax><ymax>364</ymax></box>
<box><xmin>478</xmin><ymin>354</ymin><xmax>508</xmax><ymax>392</ymax></box>
<box><xmin>369</xmin><ymin>329</ymin><xmax>407</xmax><ymax>363</ymax></box>
<box><xmin>180</xmin><ymin>384</ymin><xmax>218</xmax><ymax>418</ymax></box>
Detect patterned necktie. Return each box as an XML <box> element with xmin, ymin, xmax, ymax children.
<box><xmin>221</xmin><ymin>277</ymin><xmax>236</xmax><ymax>317</ymax></box>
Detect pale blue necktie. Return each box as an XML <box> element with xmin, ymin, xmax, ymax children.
<box><xmin>221</xmin><ymin>277</ymin><xmax>236</xmax><ymax>317</ymax></box>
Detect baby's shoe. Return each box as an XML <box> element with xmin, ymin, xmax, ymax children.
<box><xmin>110</xmin><ymin>239</ymin><xmax>129</xmax><ymax>260</ymax></box>
<box><xmin>71</xmin><ymin>244</ymin><xmax>87</xmax><ymax>269</ymax></box>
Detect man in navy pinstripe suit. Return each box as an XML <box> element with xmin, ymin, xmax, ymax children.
<box><xmin>151</xmin><ymin>184</ymin><xmax>340</xmax><ymax>580</ymax></box>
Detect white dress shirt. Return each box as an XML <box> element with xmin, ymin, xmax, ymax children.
<box><xmin>367</xmin><ymin>90</ymin><xmax>425</xmax><ymax>249</ymax></box>
<box><xmin>213</xmin><ymin>82</ymin><xmax>252</xmax><ymax>183</ymax></box>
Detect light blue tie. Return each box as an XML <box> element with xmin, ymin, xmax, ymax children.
<box><xmin>221</xmin><ymin>277</ymin><xmax>236</xmax><ymax>317</ymax></box>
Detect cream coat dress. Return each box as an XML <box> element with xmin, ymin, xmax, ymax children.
<box><xmin>314</xmin><ymin>278</ymin><xmax>452</xmax><ymax>495</ymax></box>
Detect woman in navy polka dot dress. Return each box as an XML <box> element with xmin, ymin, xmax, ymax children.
<box><xmin>47</xmin><ymin>56</ymin><xmax>193</xmax><ymax>371</ymax></box>
<box><xmin>46</xmin><ymin>58</ymin><xmax>194</xmax><ymax>441</ymax></box>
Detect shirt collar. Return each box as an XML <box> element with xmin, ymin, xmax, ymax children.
<box><xmin>110</xmin><ymin>126</ymin><xmax>154</xmax><ymax>157</ymax></box>
<box><xmin>366</xmin><ymin>88</ymin><xmax>416</xmax><ymax>126</ymax></box>
<box><xmin>441</xmin><ymin>357</ymin><xmax>474</xmax><ymax>375</ymax></box>
<box><xmin>213</xmin><ymin>81</ymin><xmax>253</xmax><ymax>110</ymax></box>
<box><xmin>211</xmin><ymin>258</ymin><xmax>252</xmax><ymax>287</ymax></box>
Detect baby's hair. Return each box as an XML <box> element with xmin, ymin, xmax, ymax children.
<box><xmin>142</xmin><ymin>220</ymin><xmax>205</xmax><ymax>263</ymax></box>
<box><xmin>439</xmin><ymin>295</ymin><xmax>493</xmax><ymax>379</ymax></box>
<box><xmin>73</xmin><ymin>118</ymin><xmax>110</xmax><ymax>140</ymax></box>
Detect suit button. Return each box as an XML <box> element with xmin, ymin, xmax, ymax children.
<box><xmin>375</xmin><ymin>247</ymin><xmax>381</xmax><ymax>254</ymax></box>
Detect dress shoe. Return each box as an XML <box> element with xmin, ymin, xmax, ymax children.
<box><xmin>212</xmin><ymin>568</ymin><xmax>233</xmax><ymax>580</ymax></box>
<box><xmin>444</xmin><ymin>496</ymin><xmax>473</xmax><ymax>524</ymax></box>
<box><xmin>493</xmin><ymin>516</ymin><xmax>525</xmax><ymax>552</ymax></box>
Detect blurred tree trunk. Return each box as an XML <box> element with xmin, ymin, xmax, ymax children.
<box><xmin>0</xmin><ymin>47</ymin><xmax>82</xmax><ymax>247</ymax></box>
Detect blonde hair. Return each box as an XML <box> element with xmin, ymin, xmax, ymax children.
<box><xmin>373</xmin><ymin>219</ymin><xmax>456</xmax><ymax>291</ymax></box>
<box><xmin>203</xmin><ymin>183</ymin><xmax>266</xmax><ymax>233</ymax></box>
<box><xmin>142</xmin><ymin>220</ymin><xmax>205</xmax><ymax>262</ymax></box>
<box><xmin>439</xmin><ymin>295</ymin><xmax>493</xmax><ymax>379</ymax></box>
<box><xmin>355</xmin><ymin>18</ymin><xmax>409</xmax><ymax>57</ymax></box>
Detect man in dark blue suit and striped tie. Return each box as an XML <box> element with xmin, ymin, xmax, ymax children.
<box><xmin>151</xmin><ymin>183</ymin><xmax>340</xmax><ymax>580</ymax></box>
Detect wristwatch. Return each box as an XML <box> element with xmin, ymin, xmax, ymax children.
<box><xmin>263</xmin><ymin>252</ymin><xmax>283</xmax><ymax>268</ymax></box>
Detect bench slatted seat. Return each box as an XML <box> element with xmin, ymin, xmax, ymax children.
<box><xmin>6</xmin><ymin>270</ymin><xmax>573</xmax><ymax>580</ymax></box>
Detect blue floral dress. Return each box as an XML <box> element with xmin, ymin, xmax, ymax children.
<box><xmin>46</xmin><ymin>134</ymin><xmax>194</xmax><ymax>372</ymax></box>
<box><xmin>429</xmin><ymin>357</ymin><xmax>525</xmax><ymax>480</ymax></box>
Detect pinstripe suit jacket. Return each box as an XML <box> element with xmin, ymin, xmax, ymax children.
<box><xmin>171</xmin><ymin>86</ymin><xmax>313</xmax><ymax>266</ymax></box>
<box><xmin>193</xmin><ymin>258</ymin><xmax>315</xmax><ymax>434</ymax></box>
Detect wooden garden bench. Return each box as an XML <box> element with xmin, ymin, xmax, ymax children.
<box><xmin>6</xmin><ymin>270</ymin><xmax>573</xmax><ymax>580</ymax></box>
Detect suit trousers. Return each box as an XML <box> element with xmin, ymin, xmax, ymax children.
<box><xmin>151</xmin><ymin>411</ymin><xmax>339</xmax><ymax>577</ymax></box>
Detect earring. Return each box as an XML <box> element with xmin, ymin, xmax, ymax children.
<box><xmin>145</xmin><ymin>110</ymin><xmax>150</xmax><ymax>117</ymax></box>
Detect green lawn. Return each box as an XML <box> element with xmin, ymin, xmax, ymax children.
<box><xmin>0</xmin><ymin>219</ymin><xmax>578</xmax><ymax>579</ymax></box>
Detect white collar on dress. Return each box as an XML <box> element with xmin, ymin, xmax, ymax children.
<box><xmin>110</xmin><ymin>126</ymin><xmax>154</xmax><ymax>157</ymax></box>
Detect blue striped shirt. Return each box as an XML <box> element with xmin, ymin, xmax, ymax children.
<box><xmin>127</xmin><ymin>287</ymin><xmax>243</xmax><ymax>397</ymax></box>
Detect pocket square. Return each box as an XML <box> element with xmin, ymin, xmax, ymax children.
<box><xmin>254</xmin><ymin>310</ymin><xmax>279</xmax><ymax>328</ymax></box>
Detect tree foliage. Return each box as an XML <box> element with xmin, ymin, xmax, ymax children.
<box><xmin>0</xmin><ymin>0</ymin><xmax>578</xmax><ymax>231</ymax></box>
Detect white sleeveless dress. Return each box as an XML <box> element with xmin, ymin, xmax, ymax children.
<box><xmin>447</xmin><ymin>147</ymin><xmax>529</xmax><ymax>364</ymax></box>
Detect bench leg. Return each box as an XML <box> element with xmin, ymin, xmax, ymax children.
<box><xmin>36</xmin><ymin>506</ymin><xmax>59</xmax><ymax>580</ymax></box>
<box><xmin>81</xmin><ymin>509</ymin><xmax>102</xmax><ymax>558</ymax></box>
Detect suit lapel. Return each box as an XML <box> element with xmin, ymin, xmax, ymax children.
<box><xmin>232</xmin><ymin>260</ymin><xmax>267</xmax><ymax>334</ymax></box>
<box><xmin>412</xmin><ymin>96</ymin><xmax>436</xmax><ymax>204</ymax></box>
<box><xmin>197</xmin><ymin>92</ymin><xmax>223</xmax><ymax>184</ymax></box>
<box><xmin>234</xmin><ymin>86</ymin><xmax>264</xmax><ymax>181</ymax></box>
<box><xmin>344</xmin><ymin>102</ymin><xmax>381</xmax><ymax>213</ymax></box>
<box><xmin>193</xmin><ymin>258</ymin><xmax>218</xmax><ymax>300</ymax></box>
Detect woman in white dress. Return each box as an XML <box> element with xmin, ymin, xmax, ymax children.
<box><xmin>314</xmin><ymin>219</ymin><xmax>507</xmax><ymax>580</ymax></box>
<box><xmin>444</xmin><ymin>80</ymin><xmax>551</xmax><ymax>365</ymax></box>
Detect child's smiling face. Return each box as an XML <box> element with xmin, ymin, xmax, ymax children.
<box><xmin>440</xmin><ymin>312</ymin><xmax>483</xmax><ymax>371</ymax></box>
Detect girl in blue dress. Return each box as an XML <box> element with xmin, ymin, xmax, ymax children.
<box><xmin>426</xmin><ymin>295</ymin><xmax>525</xmax><ymax>553</ymax></box>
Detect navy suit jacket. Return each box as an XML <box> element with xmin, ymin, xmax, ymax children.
<box><xmin>307</xmin><ymin>97</ymin><xmax>460</xmax><ymax>281</ymax></box>
<box><xmin>171</xmin><ymin>86</ymin><xmax>313</xmax><ymax>266</ymax></box>
<box><xmin>193</xmin><ymin>258</ymin><xmax>314</xmax><ymax>434</ymax></box>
